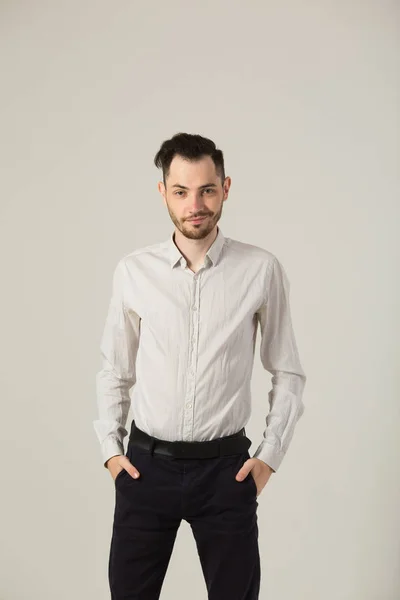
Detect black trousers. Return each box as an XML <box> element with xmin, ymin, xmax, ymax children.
<box><xmin>108</xmin><ymin>430</ymin><xmax>260</xmax><ymax>599</ymax></box>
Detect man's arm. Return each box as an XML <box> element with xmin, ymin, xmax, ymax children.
<box><xmin>93</xmin><ymin>258</ymin><xmax>141</xmax><ymax>468</ymax></box>
<box><xmin>252</xmin><ymin>255</ymin><xmax>307</xmax><ymax>473</ymax></box>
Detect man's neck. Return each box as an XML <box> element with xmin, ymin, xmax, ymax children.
<box><xmin>173</xmin><ymin>226</ymin><xmax>218</xmax><ymax>271</ymax></box>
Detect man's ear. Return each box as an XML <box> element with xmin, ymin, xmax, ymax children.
<box><xmin>222</xmin><ymin>176</ymin><xmax>231</xmax><ymax>200</ymax></box>
<box><xmin>157</xmin><ymin>181</ymin><xmax>167</xmax><ymax>205</ymax></box>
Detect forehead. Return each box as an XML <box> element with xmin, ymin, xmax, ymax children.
<box><xmin>167</xmin><ymin>155</ymin><xmax>218</xmax><ymax>184</ymax></box>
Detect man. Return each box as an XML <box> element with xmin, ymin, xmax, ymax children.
<box><xmin>94</xmin><ymin>132</ymin><xmax>306</xmax><ymax>599</ymax></box>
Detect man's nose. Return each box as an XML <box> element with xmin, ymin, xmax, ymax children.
<box><xmin>189</xmin><ymin>194</ymin><xmax>205</xmax><ymax>211</ymax></box>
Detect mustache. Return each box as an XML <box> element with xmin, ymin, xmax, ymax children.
<box><xmin>186</xmin><ymin>214</ymin><xmax>211</xmax><ymax>220</ymax></box>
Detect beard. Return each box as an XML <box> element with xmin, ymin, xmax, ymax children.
<box><xmin>166</xmin><ymin>202</ymin><xmax>223</xmax><ymax>240</ymax></box>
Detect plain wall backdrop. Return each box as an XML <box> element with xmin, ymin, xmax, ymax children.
<box><xmin>1</xmin><ymin>1</ymin><xmax>399</xmax><ymax>599</ymax></box>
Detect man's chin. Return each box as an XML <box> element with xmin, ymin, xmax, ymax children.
<box><xmin>181</xmin><ymin>222</ymin><xmax>213</xmax><ymax>239</ymax></box>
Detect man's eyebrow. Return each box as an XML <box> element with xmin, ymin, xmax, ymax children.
<box><xmin>171</xmin><ymin>183</ymin><xmax>218</xmax><ymax>190</ymax></box>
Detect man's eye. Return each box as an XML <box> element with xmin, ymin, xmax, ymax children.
<box><xmin>175</xmin><ymin>191</ymin><xmax>184</xmax><ymax>196</ymax></box>
<box><xmin>203</xmin><ymin>188</ymin><xmax>214</xmax><ymax>194</ymax></box>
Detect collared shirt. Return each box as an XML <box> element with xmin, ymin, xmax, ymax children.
<box><xmin>93</xmin><ymin>227</ymin><xmax>306</xmax><ymax>472</ymax></box>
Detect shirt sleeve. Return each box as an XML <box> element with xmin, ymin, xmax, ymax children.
<box><xmin>93</xmin><ymin>258</ymin><xmax>141</xmax><ymax>468</ymax></box>
<box><xmin>252</xmin><ymin>255</ymin><xmax>307</xmax><ymax>472</ymax></box>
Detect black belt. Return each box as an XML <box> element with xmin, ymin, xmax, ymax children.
<box><xmin>129</xmin><ymin>420</ymin><xmax>252</xmax><ymax>459</ymax></box>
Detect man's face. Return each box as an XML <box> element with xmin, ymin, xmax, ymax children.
<box><xmin>158</xmin><ymin>154</ymin><xmax>231</xmax><ymax>240</ymax></box>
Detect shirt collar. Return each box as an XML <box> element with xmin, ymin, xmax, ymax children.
<box><xmin>165</xmin><ymin>226</ymin><xmax>226</xmax><ymax>269</ymax></box>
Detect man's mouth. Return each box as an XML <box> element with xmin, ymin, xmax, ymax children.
<box><xmin>187</xmin><ymin>216</ymin><xmax>207</xmax><ymax>223</ymax></box>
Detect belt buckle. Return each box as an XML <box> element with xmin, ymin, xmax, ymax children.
<box><xmin>171</xmin><ymin>439</ymin><xmax>218</xmax><ymax>459</ymax></box>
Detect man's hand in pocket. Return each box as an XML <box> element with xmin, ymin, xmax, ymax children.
<box><xmin>106</xmin><ymin>455</ymin><xmax>141</xmax><ymax>481</ymax></box>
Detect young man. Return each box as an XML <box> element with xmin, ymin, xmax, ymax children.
<box><xmin>94</xmin><ymin>132</ymin><xmax>307</xmax><ymax>599</ymax></box>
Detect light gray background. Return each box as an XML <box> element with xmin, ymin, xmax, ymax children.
<box><xmin>1</xmin><ymin>1</ymin><xmax>399</xmax><ymax>599</ymax></box>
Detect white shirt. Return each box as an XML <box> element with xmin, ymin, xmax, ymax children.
<box><xmin>93</xmin><ymin>227</ymin><xmax>306</xmax><ymax>472</ymax></box>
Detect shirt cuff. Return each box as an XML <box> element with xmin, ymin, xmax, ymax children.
<box><xmin>101</xmin><ymin>436</ymin><xmax>124</xmax><ymax>469</ymax></box>
<box><xmin>252</xmin><ymin>442</ymin><xmax>285</xmax><ymax>473</ymax></box>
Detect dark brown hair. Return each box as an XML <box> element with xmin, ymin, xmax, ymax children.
<box><xmin>154</xmin><ymin>132</ymin><xmax>225</xmax><ymax>186</ymax></box>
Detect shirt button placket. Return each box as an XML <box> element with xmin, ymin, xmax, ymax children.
<box><xmin>184</xmin><ymin>272</ymin><xmax>201</xmax><ymax>441</ymax></box>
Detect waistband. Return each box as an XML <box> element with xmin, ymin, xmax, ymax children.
<box><xmin>128</xmin><ymin>420</ymin><xmax>251</xmax><ymax>459</ymax></box>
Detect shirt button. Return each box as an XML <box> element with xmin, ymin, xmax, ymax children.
<box><xmin>186</xmin><ymin>403</ymin><xmax>192</xmax><ymax>409</ymax></box>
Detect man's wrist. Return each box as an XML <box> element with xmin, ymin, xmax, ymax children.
<box><xmin>256</xmin><ymin>457</ymin><xmax>275</xmax><ymax>472</ymax></box>
<box><xmin>104</xmin><ymin>454</ymin><xmax>122</xmax><ymax>469</ymax></box>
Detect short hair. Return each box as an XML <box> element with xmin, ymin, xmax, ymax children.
<box><xmin>154</xmin><ymin>132</ymin><xmax>225</xmax><ymax>186</ymax></box>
